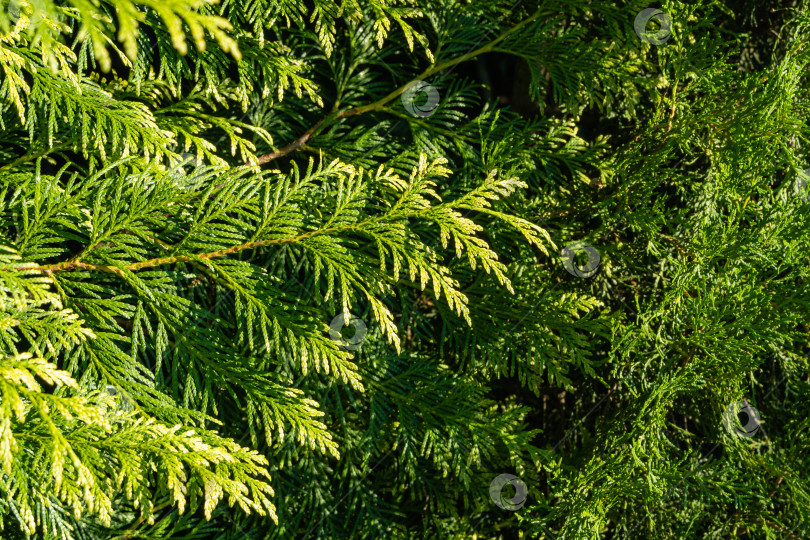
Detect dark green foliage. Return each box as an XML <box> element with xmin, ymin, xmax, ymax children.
<box><xmin>0</xmin><ymin>0</ymin><xmax>808</xmax><ymax>538</ymax></box>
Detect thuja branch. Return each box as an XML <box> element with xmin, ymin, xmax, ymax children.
<box><xmin>31</xmin><ymin>224</ymin><xmax>365</xmax><ymax>275</ymax></box>
<box><xmin>25</xmin><ymin>187</ymin><xmax>482</xmax><ymax>276</ymax></box>
<box><xmin>0</xmin><ymin>142</ymin><xmax>71</xmax><ymax>172</ymax></box>
<box><xmin>253</xmin><ymin>7</ymin><xmax>546</xmax><ymax>165</ymax></box>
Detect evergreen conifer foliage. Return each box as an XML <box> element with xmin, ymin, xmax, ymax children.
<box><xmin>0</xmin><ymin>0</ymin><xmax>809</xmax><ymax>538</ymax></box>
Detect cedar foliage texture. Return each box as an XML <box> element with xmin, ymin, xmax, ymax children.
<box><xmin>0</xmin><ymin>0</ymin><xmax>809</xmax><ymax>538</ymax></box>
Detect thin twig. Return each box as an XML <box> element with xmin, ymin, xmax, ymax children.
<box><xmin>253</xmin><ymin>7</ymin><xmax>545</xmax><ymax>164</ymax></box>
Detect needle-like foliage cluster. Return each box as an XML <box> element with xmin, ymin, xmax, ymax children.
<box><xmin>0</xmin><ymin>0</ymin><xmax>809</xmax><ymax>538</ymax></box>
